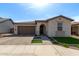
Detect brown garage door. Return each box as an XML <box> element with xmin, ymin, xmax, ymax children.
<box><xmin>18</xmin><ymin>26</ymin><xmax>35</xmax><ymax>35</ymax></box>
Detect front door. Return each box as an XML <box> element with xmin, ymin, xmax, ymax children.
<box><xmin>40</xmin><ymin>24</ymin><xmax>46</xmax><ymax>35</ymax></box>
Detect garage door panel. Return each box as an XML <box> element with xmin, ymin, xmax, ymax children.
<box><xmin>18</xmin><ymin>26</ymin><xmax>35</xmax><ymax>35</ymax></box>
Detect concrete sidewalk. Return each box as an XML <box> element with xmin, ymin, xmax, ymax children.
<box><xmin>0</xmin><ymin>45</ymin><xmax>79</xmax><ymax>56</ymax></box>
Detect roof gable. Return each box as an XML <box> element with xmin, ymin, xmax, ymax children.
<box><xmin>35</xmin><ymin>15</ymin><xmax>74</xmax><ymax>22</ymax></box>
<box><xmin>0</xmin><ymin>17</ymin><xmax>14</xmax><ymax>24</ymax></box>
<box><xmin>46</xmin><ymin>15</ymin><xmax>74</xmax><ymax>21</ymax></box>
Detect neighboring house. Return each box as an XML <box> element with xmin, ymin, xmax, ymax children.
<box><xmin>71</xmin><ymin>22</ymin><xmax>79</xmax><ymax>36</ymax></box>
<box><xmin>0</xmin><ymin>17</ymin><xmax>14</xmax><ymax>33</ymax></box>
<box><xmin>14</xmin><ymin>15</ymin><xmax>73</xmax><ymax>37</ymax></box>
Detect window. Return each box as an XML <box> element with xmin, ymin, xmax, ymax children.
<box><xmin>57</xmin><ymin>23</ymin><xmax>63</xmax><ymax>31</ymax></box>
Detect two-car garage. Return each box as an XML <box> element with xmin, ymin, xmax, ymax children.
<box><xmin>18</xmin><ymin>26</ymin><xmax>35</xmax><ymax>35</ymax></box>
<box><xmin>14</xmin><ymin>22</ymin><xmax>36</xmax><ymax>36</ymax></box>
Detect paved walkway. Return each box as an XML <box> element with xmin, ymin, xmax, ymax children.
<box><xmin>71</xmin><ymin>35</ymin><xmax>79</xmax><ymax>39</ymax></box>
<box><xmin>33</xmin><ymin>36</ymin><xmax>52</xmax><ymax>45</ymax></box>
<box><xmin>41</xmin><ymin>36</ymin><xmax>52</xmax><ymax>45</ymax></box>
<box><xmin>0</xmin><ymin>45</ymin><xmax>79</xmax><ymax>56</ymax></box>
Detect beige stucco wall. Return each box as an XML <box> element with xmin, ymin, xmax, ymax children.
<box><xmin>47</xmin><ymin>17</ymin><xmax>72</xmax><ymax>37</ymax></box>
<box><xmin>35</xmin><ymin>22</ymin><xmax>47</xmax><ymax>35</ymax></box>
<box><xmin>47</xmin><ymin>19</ymin><xmax>56</xmax><ymax>37</ymax></box>
<box><xmin>0</xmin><ymin>20</ymin><xmax>14</xmax><ymax>33</ymax></box>
<box><xmin>77</xmin><ymin>26</ymin><xmax>79</xmax><ymax>35</ymax></box>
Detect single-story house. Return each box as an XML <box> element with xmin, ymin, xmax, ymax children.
<box><xmin>14</xmin><ymin>15</ymin><xmax>74</xmax><ymax>37</ymax></box>
<box><xmin>71</xmin><ymin>22</ymin><xmax>79</xmax><ymax>35</ymax></box>
<box><xmin>0</xmin><ymin>17</ymin><xmax>14</xmax><ymax>33</ymax></box>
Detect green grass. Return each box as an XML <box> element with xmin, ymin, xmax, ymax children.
<box><xmin>75</xmin><ymin>44</ymin><xmax>79</xmax><ymax>48</ymax></box>
<box><xmin>53</xmin><ymin>37</ymin><xmax>79</xmax><ymax>44</ymax></box>
<box><xmin>32</xmin><ymin>39</ymin><xmax>42</xmax><ymax>43</ymax></box>
<box><xmin>62</xmin><ymin>43</ymin><xmax>69</xmax><ymax>48</ymax></box>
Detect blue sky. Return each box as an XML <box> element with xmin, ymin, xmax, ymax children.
<box><xmin>0</xmin><ymin>3</ymin><xmax>79</xmax><ymax>22</ymax></box>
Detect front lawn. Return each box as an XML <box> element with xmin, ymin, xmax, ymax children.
<box><xmin>53</xmin><ymin>37</ymin><xmax>79</xmax><ymax>44</ymax></box>
<box><xmin>31</xmin><ymin>39</ymin><xmax>42</xmax><ymax>43</ymax></box>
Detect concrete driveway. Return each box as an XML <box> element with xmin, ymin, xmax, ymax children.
<box><xmin>0</xmin><ymin>34</ymin><xmax>79</xmax><ymax>56</ymax></box>
<box><xmin>0</xmin><ymin>36</ymin><xmax>33</xmax><ymax>45</ymax></box>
